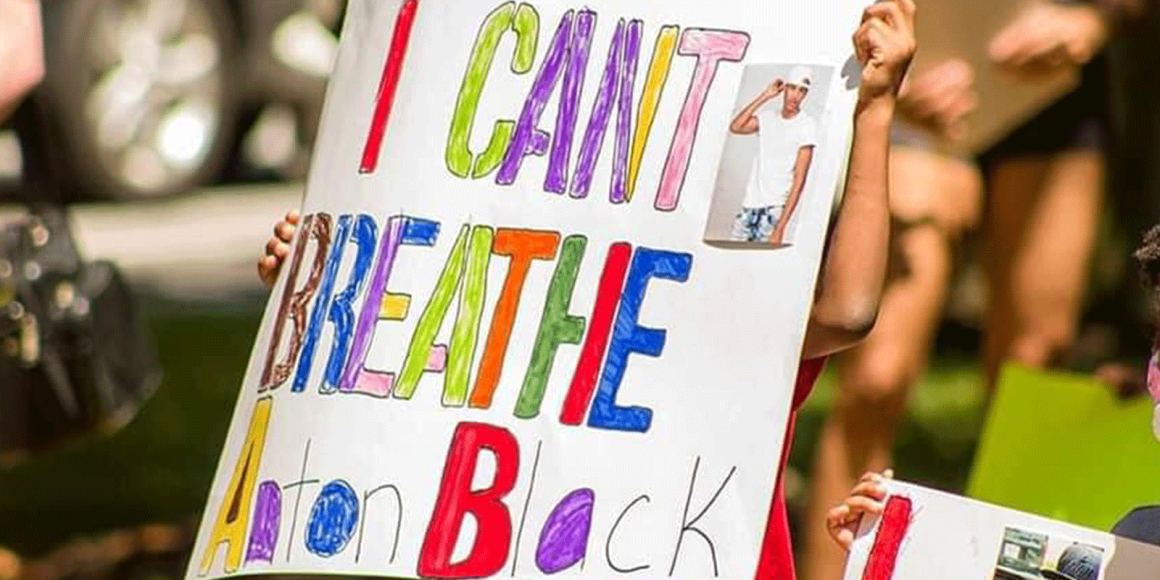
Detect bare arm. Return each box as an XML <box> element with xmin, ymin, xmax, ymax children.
<box><xmin>730</xmin><ymin>82</ymin><xmax>780</xmax><ymax>135</ymax></box>
<box><xmin>801</xmin><ymin>101</ymin><xmax>892</xmax><ymax>358</ymax></box>
<box><xmin>801</xmin><ymin>0</ymin><xmax>916</xmax><ymax>359</ymax></box>
<box><xmin>769</xmin><ymin>145</ymin><xmax>814</xmax><ymax>244</ymax></box>
<box><xmin>0</xmin><ymin>0</ymin><xmax>44</xmax><ymax>123</ymax></box>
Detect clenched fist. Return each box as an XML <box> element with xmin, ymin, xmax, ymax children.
<box><xmin>854</xmin><ymin>0</ymin><xmax>917</xmax><ymax>106</ymax></box>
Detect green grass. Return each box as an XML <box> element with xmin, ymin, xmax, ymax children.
<box><xmin>788</xmin><ymin>357</ymin><xmax>988</xmax><ymax>503</ymax></box>
<box><xmin>0</xmin><ymin>311</ymin><xmax>260</xmax><ymax>555</ymax></box>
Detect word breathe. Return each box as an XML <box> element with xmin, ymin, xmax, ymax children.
<box><xmin>258</xmin><ymin>213</ymin><xmax>693</xmax><ymax>432</ymax></box>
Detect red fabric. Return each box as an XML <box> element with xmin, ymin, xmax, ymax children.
<box><xmin>754</xmin><ymin>357</ymin><xmax>827</xmax><ymax>580</ymax></box>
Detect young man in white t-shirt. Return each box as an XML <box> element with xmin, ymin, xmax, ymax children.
<box><xmin>729</xmin><ymin>65</ymin><xmax>818</xmax><ymax>245</ymax></box>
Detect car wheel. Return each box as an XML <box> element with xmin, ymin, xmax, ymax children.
<box><xmin>41</xmin><ymin>0</ymin><xmax>237</xmax><ymax>201</ymax></box>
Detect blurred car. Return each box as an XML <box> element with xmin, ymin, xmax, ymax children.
<box><xmin>27</xmin><ymin>0</ymin><xmax>343</xmax><ymax>201</ymax></box>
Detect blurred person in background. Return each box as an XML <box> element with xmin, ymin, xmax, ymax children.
<box><xmin>825</xmin><ymin>224</ymin><xmax>1160</xmax><ymax>555</ymax></box>
<box><xmin>980</xmin><ymin>0</ymin><xmax>1115</xmax><ymax>389</ymax></box>
<box><xmin>802</xmin><ymin>1</ymin><xmax>1159</xmax><ymax>579</ymax></box>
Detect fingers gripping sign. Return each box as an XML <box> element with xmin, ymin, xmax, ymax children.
<box><xmin>827</xmin><ymin>469</ymin><xmax>894</xmax><ymax>552</ymax></box>
<box><xmin>854</xmin><ymin>0</ymin><xmax>917</xmax><ymax>105</ymax></box>
<box><xmin>260</xmin><ymin>210</ymin><xmax>303</xmax><ymax>287</ymax></box>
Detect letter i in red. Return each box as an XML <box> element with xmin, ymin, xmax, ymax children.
<box><xmin>359</xmin><ymin>0</ymin><xmax>420</xmax><ymax>174</ymax></box>
<box><xmin>861</xmin><ymin>496</ymin><xmax>912</xmax><ymax>580</ymax></box>
<box><xmin>559</xmin><ymin>242</ymin><xmax>632</xmax><ymax>425</ymax></box>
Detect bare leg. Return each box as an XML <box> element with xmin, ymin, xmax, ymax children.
<box><xmin>801</xmin><ymin>148</ymin><xmax>981</xmax><ymax>580</ymax></box>
<box><xmin>982</xmin><ymin>151</ymin><xmax>1104</xmax><ymax>391</ymax></box>
<box><xmin>0</xmin><ymin>547</ymin><xmax>18</xmax><ymax>580</ymax></box>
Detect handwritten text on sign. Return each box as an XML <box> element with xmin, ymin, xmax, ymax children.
<box><xmin>190</xmin><ymin>0</ymin><xmax>862</xmax><ymax>578</ymax></box>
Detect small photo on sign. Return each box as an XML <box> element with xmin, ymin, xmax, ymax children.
<box><xmin>704</xmin><ymin>62</ymin><xmax>833</xmax><ymax>248</ymax></box>
<box><xmin>994</xmin><ymin>527</ymin><xmax>1105</xmax><ymax>580</ymax></box>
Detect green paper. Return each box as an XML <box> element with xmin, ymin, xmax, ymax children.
<box><xmin>967</xmin><ymin>364</ymin><xmax>1160</xmax><ymax>531</ymax></box>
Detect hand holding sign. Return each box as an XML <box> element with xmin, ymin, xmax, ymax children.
<box><xmin>843</xmin><ymin>481</ymin><xmax>1160</xmax><ymax>580</ymax></box>
<box><xmin>259</xmin><ymin>210</ymin><xmax>301</xmax><ymax>287</ymax></box>
<box><xmin>854</xmin><ymin>0</ymin><xmax>917</xmax><ymax>106</ymax></box>
<box><xmin>826</xmin><ymin>469</ymin><xmax>893</xmax><ymax>552</ymax></box>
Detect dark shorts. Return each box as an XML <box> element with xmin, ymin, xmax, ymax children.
<box><xmin>979</xmin><ymin>56</ymin><xmax>1109</xmax><ymax>168</ymax></box>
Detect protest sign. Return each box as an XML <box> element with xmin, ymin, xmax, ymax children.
<box><xmin>844</xmin><ymin>481</ymin><xmax>1160</xmax><ymax>580</ymax></box>
<box><xmin>189</xmin><ymin>0</ymin><xmax>867</xmax><ymax>578</ymax></box>
<box><xmin>969</xmin><ymin>364</ymin><xmax>1160</xmax><ymax>531</ymax></box>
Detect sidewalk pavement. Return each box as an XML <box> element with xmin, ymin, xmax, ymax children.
<box><xmin>3</xmin><ymin>183</ymin><xmax>302</xmax><ymax>304</ymax></box>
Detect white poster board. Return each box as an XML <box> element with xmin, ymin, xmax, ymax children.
<box><xmin>844</xmin><ymin>481</ymin><xmax>1160</xmax><ymax>580</ymax></box>
<box><xmin>189</xmin><ymin>0</ymin><xmax>866</xmax><ymax>578</ymax></box>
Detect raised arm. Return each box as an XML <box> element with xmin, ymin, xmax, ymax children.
<box><xmin>0</xmin><ymin>0</ymin><xmax>44</xmax><ymax>123</ymax></box>
<box><xmin>730</xmin><ymin>80</ymin><xmax>783</xmax><ymax>134</ymax></box>
<box><xmin>802</xmin><ymin>0</ymin><xmax>916</xmax><ymax>359</ymax></box>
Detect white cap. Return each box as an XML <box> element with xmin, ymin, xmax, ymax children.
<box><xmin>788</xmin><ymin>65</ymin><xmax>813</xmax><ymax>88</ymax></box>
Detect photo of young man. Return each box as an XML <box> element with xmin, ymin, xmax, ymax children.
<box><xmin>727</xmin><ymin>65</ymin><xmax>819</xmax><ymax>246</ymax></box>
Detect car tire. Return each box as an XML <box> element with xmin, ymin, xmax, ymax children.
<box><xmin>39</xmin><ymin>0</ymin><xmax>239</xmax><ymax>202</ymax></box>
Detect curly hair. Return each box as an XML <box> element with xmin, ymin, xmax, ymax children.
<box><xmin>1135</xmin><ymin>225</ymin><xmax>1160</xmax><ymax>346</ymax></box>
<box><xmin>1136</xmin><ymin>225</ymin><xmax>1160</xmax><ymax>288</ymax></box>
